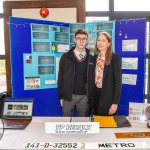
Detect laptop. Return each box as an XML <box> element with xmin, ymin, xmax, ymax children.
<box><xmin>2</xmin><ymin>97</ymin><xmax>33</xmax><ymax>129</ymax></box>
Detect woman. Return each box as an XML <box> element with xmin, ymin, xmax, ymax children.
<box><xmin>93</xmin><ymin>32</ymin><xmax>122</xmax><ymax>116</ymax></box>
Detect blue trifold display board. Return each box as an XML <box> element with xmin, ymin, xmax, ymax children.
<box><xmin>10</xmin><ymin>17</ymin><xmax>69</xmax><ymax>116</ymax></box>
<box><xmin>10</xmin><ymin>17</ymin><xmax>146</xmax><ymax>116</ymax></box>
<box><xmin>115</xmin><ymin>19</ymin><xmax>146</xmax><ymax>116</ymax></box>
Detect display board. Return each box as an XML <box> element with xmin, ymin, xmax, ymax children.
<box><xmin>10</xmin><ymin>17</ymin><xmax>146</xmax><ymax>116</ymax></box>
<box><xmin>115</xmin><ymin>19</ymin><xmax>146</xmax><ymax>116</ymax></box>
<box><xmin>10</xmin><ymin>17</ymin><xmax>115</xmax><ymax>116</ymax></box>
<box><xmin>9</xmin><ymin>17</ymin><xmax>69</xmax><ymax>116</ymax></box>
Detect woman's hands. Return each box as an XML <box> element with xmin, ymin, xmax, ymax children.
<box><xmin>60</xmin><ymin>99</ymin><xmax>64</xmax><ymax>107</ymax></box>
<box><xmin>108</xmin><ymin>104</ymin><xmax>118</xmax><ymax>115</ymax></box>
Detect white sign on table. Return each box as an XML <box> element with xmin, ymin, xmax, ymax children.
<box><xmin>45</xmin><ymin>122</ymin><xmax>99</xmax><ymax>134</ymax></box>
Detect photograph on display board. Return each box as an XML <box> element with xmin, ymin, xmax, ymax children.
<box><xmin>38</xmin><ymin>56</ymin><xmax>54</xmax><ymax>65</ymax></box>
<box><xmin>25</xmin><ymin>55</ymin><xmax>32</xmax><ymax>64</ymax></box>
<box><xmin>52</xmin><ymin>27</ymin><xmax>57</xmax><ymax>31</ymax></box>
<box><xmin>122</xmin><ymin>39</ymin><xmax>138</xmax><ymax>51</ymax></box>
<box><xmin>122</xmin><ymin>74</ymin><xmax>137</xmax><ymax>85</ymax></box>
<box><xmin>60</xmin><ymin>26</ymin><xmax>69</xmax><ymax>32</ymax></box>
<box><xmin>33</xmin><ymin>32</ymin><xmax>49</xmax><ymax>39</ymax></box>
<box><xmin>122</xmin><ymin>58</ymin><xmax>138</xmax><ymax>70</ymax></box>
<box><xmin>33</xmin><ymin>42</ymin><xmax>50</xmax><ymax>52</ymax></box>
<box><xmin>55</xmin><ymin>32</ymin><xmax>69</xmax><ymax>42</ymax></box>
<box><xmin>70</xmin><ymin>23</ymin><xmax>85</xmax><ymax>34</ymax></box>
<box><xmin>38</xmin><ymin>66</ymin><xmax>54</xmax><ymax>75</ymax></box>
<box><xmin>32</xmin><ymin>24</ymin><xmax>49</xmax><ymax>32</ymax></box>
<box><xmin>57</xmin><ymin>44</ymin><xmax>69</xmax><ymax>53</ymax></box>
<box><xmin>25</xmin><ymin>76</ymin><xmax>40</xmax><ymax>89</ymax></box>
<box><xmin>97</xmin><ymin>22</ymin><xmax>113</xmax><ymax>30</ymax></box>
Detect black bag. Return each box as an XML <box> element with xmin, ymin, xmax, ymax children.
<box><xmin>0</xmin><ymin>91</ymin><xmax>11</xmax><ymax>118</ymax></box>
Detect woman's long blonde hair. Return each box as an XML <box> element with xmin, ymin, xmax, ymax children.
<box><xmin>94</xmin><ymin>32</ymin><xmax>113</xmax><ymax>65</ymax></box>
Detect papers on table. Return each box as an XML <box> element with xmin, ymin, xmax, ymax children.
<box><xmin>93</xmin><ymin>115</ymin><xmax>131</xmax><ymax>128</ymax></box>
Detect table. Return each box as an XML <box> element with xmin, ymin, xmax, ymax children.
<box><xmin>0</xmin><ymin>117</ymin><xmax>150</xmax><ymax>149</ymax></box>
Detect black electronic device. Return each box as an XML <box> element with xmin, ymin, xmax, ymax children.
<box><xmin>2</xmin><ymin>97</ymin><xmax>33</xmax><ymax>129</ymax></box>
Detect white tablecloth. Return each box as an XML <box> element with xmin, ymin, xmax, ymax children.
<box><xmin>0</xmin><ymin>117</ymin><xmax>150</xmax><ymax>149</ymax></box>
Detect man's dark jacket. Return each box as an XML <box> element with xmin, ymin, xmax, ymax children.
<box><xmin>57</xmin><ymin>47</ymin><xmax>95</xmax><ymax>104</ymax></box>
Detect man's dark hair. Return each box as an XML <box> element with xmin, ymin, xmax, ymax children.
<box><xmin>75</xmin><ymin>29</ymin><xmax>88</xmax><ymax>38</ymax></box>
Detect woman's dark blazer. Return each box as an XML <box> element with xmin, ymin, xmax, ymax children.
<box><xmin>93</xmin><ymin>53</ymin><xmax>122</xmax><ymax>116</ymax></box>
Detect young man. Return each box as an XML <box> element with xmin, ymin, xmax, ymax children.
<box><xmin>57</xmin><ymin>29</ymin><xmax>95</xmax><ymax>117</ymax></box>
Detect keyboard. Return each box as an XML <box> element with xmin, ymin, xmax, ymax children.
<box><xmin>4</xmin><ymin>119</ymin><xmax>30</xmax><ymax>125</ymax></box>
